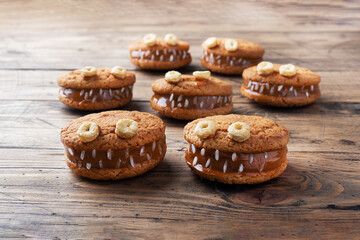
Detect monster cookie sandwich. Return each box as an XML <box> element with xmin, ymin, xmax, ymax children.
<box><xmin>58</xmin><ymin>66</ymin><xmax>135</xmax><ymax>110</ymax></box>
<box><xmin>184</xmin><ymin>114</ymin><xmax>289</xmax><ymax>184</ymax></box>
<box><xmin>129</xmin><ymin>33</ymin><xmax>192</xmax><ymax>70</ymax></box>
<box><xmin>201</xmin><ymin>37</ymin><xmax>264</xmax><ymax>75</ymax></box>
<box><xmin>60</xmin><ymin>111</ymin><xmax>166</xmax><ymax>180</ymax></box>
<box><xmin>241</xmin><ymin>62</ymin><xmax>321</xmax><ymax>107</ymax></box>
<box><xmin>151</xmin><ymin>70</ymin><xmax>233</xmax><ymax>120</ymax></box>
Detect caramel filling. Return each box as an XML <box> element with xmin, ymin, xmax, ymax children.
<box><xmin>243</xmin><ymin>80</ymin><xmax>320</xmax><ymax>98</ymax></box>
<box><xmin>151</xmin><ymin>94</ymin><xmax>232</xmax><ymax>110</ymax></box>
<box><xmin>64</xmin><ymin>135</ymin><xmax>166</xmax><ymax>170</ymax></box>
<box><xmin>59</xmin><ymin>85</ymin><xmax>133</xmax><ymax>105</ymax></box>
<box><xmin>130</xmin><ymin>49</ymin><xmax>190</xmax><ymax>62</ymax></box>
<box><xmin>185</xmin><ymin>143</ymin><xmax>287</xmax><ymax>175</ymax></box>
<box><xmin>201</xmin><ymin>50</ymin><xmax>262</xmax><ymax>67</ymax></box>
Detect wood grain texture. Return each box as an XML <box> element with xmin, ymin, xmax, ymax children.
<box><xmin>0</xmin><ymin>0</ymin><xmax>359</xmax><ymax>239</ymax></box>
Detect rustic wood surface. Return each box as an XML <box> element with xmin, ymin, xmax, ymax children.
<box><xmin>0</xmin><ymin>0</ymin><xmax>359</xmax><ymax>239</ymax></box>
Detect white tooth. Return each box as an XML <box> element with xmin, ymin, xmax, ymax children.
<box><xmin>131</xmin><ymin>51</ymin><xmax>139</xmax><ymax>57</ymax></box>
<box><xmin>158</xmin><ymin>145</ymin><xmax>162</xmax><ymax>155</ymax></box>
<box><xmin>216</xmin><ymin>54</ymin><xmax>221</xmax><ymax>60</ymax></box>
<box><xmin>199</xmin><ymin>101</ymin><xmax>204</xmax><ymax>109</ymax></box>
<box><xmin>145</xmin><ymin>50</ymin><xmax>151</xmax><ymax>57</ymax></box>
<box><xmin>177</xmin><ymin>102</ymin><xmax>182</xmax><ymax>107</ymax></box>
<box><xmin>125</xmin><ymin>148</ymin><xmax>129</xmax><ymax>159</ymax></box>
<box><xmin>232</xmin><ymin>153</ymin><xmax>237</xmax><ymax>161</ymax></box>
<box><xmin>89</xmin><ymin>89</ymin><xmax>93</xmax><ymax>97</ymax></box>
<box><xmin>114</xmin><ymin>95</ymin><xmax>120</xmax><ymax>100</ymax></box>
<box><xmin>249</xmin><ymin>154</ymin><xmax>253</xmax><ymax>164</ymax></box>
<box><xmin>210</xmin><ymin>103</ymin><xmax>214</xmax><ymax>109</ymax></box>
<box><xmin>116</xmin><ymin>159</ymin><xmax>121</xmax><ymax>168</ymax></box>
<box><xmin>99</xmin><ymin>89</ymin><xmax>103</xmax><ymax>95</ymax></box>
<box><xmin>156</xmin><ymin>50</ymin><xmax>159</xmax><ymax>56</ymax></box>
<box><xmin>265</xmin><ymin>152</ymin><xmax>268</xmax><ymax>160</ymax></box>
<box><xmin>84</xmin><ymin>92</ymin><xmax>89</xmax><ymax>101</ymax></box>
<box><xmin>177</xmin><ymin>95</ymin><xmax>183</xmax><ymax>102</ymax></box>
<box><xmin>184</xmin><ymin>99</ymin><xmax>189</xmax><ymax>108</ymax></box>
<box><xmin>152</xmin><ymin>141</ymin><xmax>156</xmax><ymax>151</ymax></box>
<box><xmin>92</xmin><ymin>95</ymin><xmax>97</xmax><ymax>103</ymax></box>
<box><xmin>217</xmin><ymin>59</ymin><xmax>222</xmax><ymax>65</ymax></box>
<box><xmin>140</xmin><ymin>146</ymin><xmax>145</xmax><ymax>156</ymax></box>
<box><xmin>306</xmin><ymin>91</ymin><xmax>309</xmax><ymax>98</ymax></box>
<box><xmin>209</xmin><ymin>53</ymin><xmax>214</xmax><ymax>63</ymax></box>
<box><xmin>191</xmin><ymin>144</ymin><xmax>196</xmax><ymax>154</ymax></box>
<box><xmin>206</xmin><ymin>96</ymin><xmax>210</xmax><ymax>102</ymax></box>
<box><xmin>171</xmin><ymin>101</ymin><xmax>175</xmax><ymax>108</ymax></box>
<box><xmin>289</xmin><ymin>86</ymin><xmax>294</xmax><ymax>92</ymax></box>
<box><xmin>107</xmin><ymin>149</ymin><xmax>112</xmax><ymax>160</ymax></box>
<box><xmin>78</xmin><ymin>161</ymin><xmax>82</xmax><ymax>168</ymax></box>
<box><xmin>228</xmin><ymin>96</ymin><xmax>232</xmax><ymax>102</ymax></box>
<box><xmin>80</xmin><ymin>89</ymin><xmax>85</xmax><ymax>96</ymax></box>
<box><xmin>169</xmin><ymin>55</ymin><xmax>174</xmax><ymax>61</ymax></box>
<box><xmin>217</xmin><ymin>96</ymin><xmax>222</xmax><ymax>103</ymax></box>
<box><xmin>254</xmin><ymin>83</ymin><xmax>259</xmax><ymax>91</ymax></box>
<box><xmin>80</xmin><ymin>150</ymin><xmax>85</xmax><ymax>160</ymax></box>
<box><xmin>68</xmin><ymin>148</ymin><xmax>74</xmax><ymax>156</ymax></box>
<box><xmin>226</xmin><ymin>56</ymin><xmax>230</xmax><ymax>62</ymax></box>
<box><xmin>193</xmin><ymin>96</ymin><xmax>197</xmax><ymax>104</ymax></box>
<box><xmin>201</xmin><ymin>148</ymin><xmax>205</xmax><ymax>156</ymax></box>
<box><xmin>129</xmin><ymin>85</ymin><xmax>133</xmax><ymax>91</ymax></box>
<box><xmin>215</xmin><ymin>150</ymin><xmax>219</xmax><ymax>161</ymax></box>
<box><xmin>260</xmin><ymin>162</ymin><xmax>265</xmax><ymax>172</ymax></box>
<box><xmin>130</xmin><ymin>155</ymin><xmax>135</xmax><ymax>167</ymax></box>
<box><xmin>223</xmin><ymin>161</ymin><xmax>228</xmax><ymax>173</ymax></box>
<box><xmin>294</xmin><ymin>89</ymin><xmax>297</xmax><ymax>96</ymax></box>
<box><xmin>169</xmin><ymin>93</ymin><xmax>174</xmax><ymax>101</ymax></box>
<box><xmin>92</xmin><ymin>149</ymin><xmax>96</xmax><ymax>158</ymax></box>
<box><xmin>229</xmin><ymin>60</ymin><xmax>234</xmax><ymax>66</ymax></box>
<box><xmin>99</xmin><ymin>160</ymin><xmax>103</xmax><ymax>169</ymax></box>
<box><xmin>121</xmin><ymin>87</ymin><xmax>125</xmax><ymax>93</ymax></box>
<box><xmin>238</xmin><ymin>164</ymin><xmax>244</xmax><ymax>173</ymax></box>
<box><xmin>160</xmin><ymin>55</ymin><xmax>164</xmax><ymax>61</ymax></box>
<box><xmin>86</xmin><ymin>163</ymin><xmax>91</xmax><ymax>170</ymax></box>
<box><xmin>193</xmin><ymin>156</ymin><xmax>198</xmax><ymax>166</ymax></box>
<box><xmin>205</xmin><ymin>158</ymin><xmax>211</xmax><ymax>168</ymax></box>
<box><xmin>238</xmin><ymin>58</ymin><xmax>243</xmax><ymax>64</ymax></box>
<box><xmin>259</xmin><ymin>85</ymin><xmax>264</xmax><ymax>93</ymax></box>
<box><xmin>282</xmin><ymin>89</ymin><xmax>287</xmax><ymax>97</ymax></box>
<box><xmin>278</xmin><ymin>85</ymin><xmax>283</xmax><ymax>91</ymax></box>
<box><xmin>270</xmin><ymin>86</ymin><xmax>275</xmax><ymax>95</ymax></box>
<box><xmin>109</xmin><ymin>89</ymin><xmax>113</xmax><ymax>97</ymax></box>
<box><xmin>266</xmin><ymin>83</ymin><xmax>270</xmax><ymax>90</ymax></box>
<box><xmin>183</xmin><ymin>51</ymin><xmax>187</xmax><ymax>59</ymax></box>
<box><xmin>146</xmin><ymin>153</ymin><xmax>151</xmax><ymax>161</ymax></box>
<box><xmin>250</xmin><ymin>84</ymin><xmax>254</xmax><ymax>91</ymax></box>
<box><xmin>311</xmin><ymin>85</ymin><xmax>314</xmax><ymax>92</ymax></box>
<box><xmin>151</xmin><ymin>54</ymin><xmax>155</xmax><ymax>61</ymax></box>
<box><xmin>204</xmin><ymin>51</ymin><xmax>207</xmax><ymax>56</ymax></box>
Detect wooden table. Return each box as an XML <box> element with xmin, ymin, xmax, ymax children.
<box><xmin>1</xmin><ymin>1</ymin><xmax>359</xmax><ymax>239</ymax></box>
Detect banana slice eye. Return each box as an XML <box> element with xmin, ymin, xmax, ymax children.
<box><xmin>77</xmin><ymin>122</ymin><xmax>100</xmax><ymax>143</ymax></box>
<box><xmin>227</xmin><ymin>122</ymin><xmax>250</xmax><ymax>142</ymax></box>
<box><xmin>195</xmin><ymin>120</ymin><xmax>216</xmax><ymax>139</ymax></box>
<box><xmin>204</xmin><ymin>37</ymin><xmax>218</xmax><ymax>48</ymax></box>
<box><xmin>193</xmin><ymin>70</ymin><xmax>211</xmax><ymax>80</ymax></box>
<box><xmin>279</xmin><ymin>64</ymin><xmax>297</xmax><ymax>77</ymax></box>
<box><xmin>224</xmin><ymin>39</ymin><xmax>238</xmax><ymax>51</ymax></box>
<box><xmin>257</xmin><ymin>61</ymin><xmax>274</xmax><ymax>75</ymax></box>
<box><xmin>116</xmin><ymin>119</ymin><xmax>139</xmax><ymax>139</ymax></box>
<box><xmin>165</xmin><ymin>33</ymin><xmax>178</xmax><ymax>46</ymax></box>
<box><xmin>165</xmin><ymin>71</ymin><xmax>182</xmax><ymax>83</ymax></box>
<box><xmin>111</xmin><ymin>66</ymin><xmax>127</xmax><ymax>78</ymax></box>
<box><xmin>144</xmin><ymin>33</ymin><xmax>157</xmax><ymax>46</ymax></box>
<box><xmin>81</xmin><ymin>66</ymin><xmax>97</xmax><ymax>77</ymax></box>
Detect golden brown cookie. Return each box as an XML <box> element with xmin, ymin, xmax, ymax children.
<box><xmin>129</xmin><ymin>33</ymin><xmax>192</xmax><ymax>70</ymax></box>
<box><xmin>58</xmin><ymin>67</ymin><xmax>136</xmax><ymax>110</ymax></box>
<box><xmin>60</xmin><ymin>110</ymin><xmax>166</xmax><ymax>180</ymax></box>
<box><xmin>201</xmin><ymin>37</ymin><xmax>264</xmax><ymax>75</ymax></box>
<box><xmin>150</xmin><ymin>71</ymin><xmax>233</xmax><ymax>120</ymax></box>
<box><xmin>241</xmin><ymin>63</ymin><xmax>321</xmax><ymax>107</ymax></box>
<box><xmin>183</xmin><ymin>114</ymin><xmax>289</xmax><ymax>184</ymax></box>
